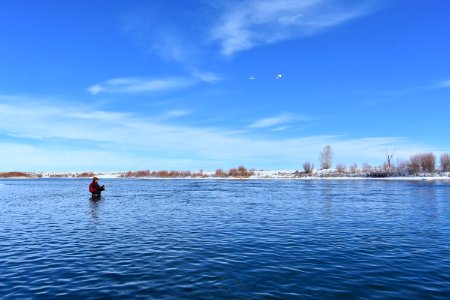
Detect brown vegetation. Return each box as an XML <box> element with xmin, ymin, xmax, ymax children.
<box><xmin>302</xmin><ymin>162</ymin><xmax>314</xmax><ymax>174</ymax></box>
<box><xmin>335</xmin><ymin>163</ymin><xmax>346</xmax><ymax>175</ymax></box>
<box><xmin>2</xmin><ymin>149</ymin><xmax>449</xmax><ymax>179</ymax></box>
<box><xmin>419</xmin><ymin>153</ymin><xmax>436</xmax><ymax>173</ymax></box>
<box><xmin>408</xmin><ymin>155</ymin><xmax>421</xmax><ymax>175</ymax></box>
<box><xmin>0</xmin><ymin>172</ymin><xmax>31</xmax><ymax>178</ymax></box>
<box><xmin>363</xmin><ymin>153</ymin><xmax>441</xmax><ymax>177</ymax></box>
<box><xmin>121</xmin><ymin>166</ymin><xmax>254</xmax><ymax>178</ymax></box>
<box><xmin>222</xmin><ymin>166</ymin><xmax>255</xmax><ymax>178</ymax></box>
<box><xmin>121</xmin><ymin>170</ymin><xmax>196</xmax><ymax>178</ymax></box>
<box><xmin>215</xmin><ymin>169</ymin><xmax>226</xmax><ymax>177</ymax></box>
<box><xmin>440</xmin><ymin>153</ymin><xmax>450</xmax><ymax>172</ymax></box>
<box><xmin>76</xmin><ymin>172</ymin><xmax>96</xmax><ymax>178</ymax></box>
<box><xmin>409</xmin><ymin>153</ymin><xmax>435</xmax><ymax>174</ymax></box>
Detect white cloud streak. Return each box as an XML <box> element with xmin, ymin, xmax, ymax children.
<box><xmin>436</xmin><ymin>79</ymin><xmax>450</xmax><ymax>88</ymax></box>
<box><xmin>88</xmin><ymin>72</ymin><xmax>220</xmax><ymax>95</ymax></box>
<box><xmin>249</xmin><ymin>113</ymin><xmax>307</xmax><ymax>128</ymax></box>
<box><xmin>211</xmin><ymin>0</ymin><xmax>377</xmax><ymax>56</ymax></box>
<box><xmin>120</xmin><ymin>1</ymin><xmax>378</xmax><ymax>63</ymax></box>
<box><xmin>0</xmin><ymin>96</ymin><xmax>438</xmax><ymax>171</ymax></box>
<box><xmin>121</xmin><ymin>4</ymin><xmax>209</xmax><ymax>64</ymax></box>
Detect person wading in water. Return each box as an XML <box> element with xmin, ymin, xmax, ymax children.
<box><xmin>89</xmin><ymin>177</ymin><xmax>106</xmax><ymax>198</ymax></box>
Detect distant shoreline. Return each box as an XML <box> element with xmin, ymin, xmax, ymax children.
<box><xmin>1</xmin><ymin>170</ymin><xmax>449</xmax><ymax>181</ymax></box>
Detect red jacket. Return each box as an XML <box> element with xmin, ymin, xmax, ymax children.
<box><xmin>89</xmin><ymin>181</ymin><xmax>104</xmax><ymax>193</ymax></box>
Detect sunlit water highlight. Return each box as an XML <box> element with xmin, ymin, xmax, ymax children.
<box><xmin>1</xmin><ymin>179</ymin><xmax>450</xmax><ymax>299</ymax></box>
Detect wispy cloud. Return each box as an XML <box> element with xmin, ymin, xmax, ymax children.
<box><xmin>249</xmin><ymin>113</ymin><xmax>308</xmax><ymax>128</ymax></box>
<box><xmin>121</xmin><ymin>3</ymin><xmax>212</xmax><ymax>64</ymax></box>
<box><xmin>88</xmin><ymin>72</ymin><xmax>220</xmax><ymax>95</ymax></box>
<box><xmin>435</xmin><ymin>79</ymin><xmax>450</xmax><ymax>89</ymax></box>
<box><xmin>0</xmin><ymin>96</ymin><xmax>438</xmax><ymax>171</ymax></box>
<box><xmin>120</xmin><ymin>1</ymin><xmax>378</xmax><ymax>63</ymax></box>
<box><xmin>211</xmin><ymin>0</ymin><xmax>378</xmax><ymax>56</ymax></box>
<box><xmin>164</xmin><ymin>110</ymin><xmax>191</xmax><ymax>118</ymax></box>
<box><xmin>153</xmin><ymin>109</ymin><xmax>192</xmax><ymax>122</ymax></box>
<box><xmin>272</xmin><ymin>126</ymin><xmax>289</xmax><ymax>132</ymax></box>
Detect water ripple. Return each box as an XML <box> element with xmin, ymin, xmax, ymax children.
<box><xmin>1</xmin><ymin>179</ymin><xmax>450</xmax><ymax>299</ymax></box>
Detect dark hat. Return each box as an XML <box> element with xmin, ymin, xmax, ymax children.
<box><xmin>93</xmin><ymin>177</ymin><xmax>99</xmax><ymax>181</ymax></box>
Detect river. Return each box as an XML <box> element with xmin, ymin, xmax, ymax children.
<box><xmin>1</xmin><ymin>179</ymin><xmax>449</xmax><ymax>299</ymax></box>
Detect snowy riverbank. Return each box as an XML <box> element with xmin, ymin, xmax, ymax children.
<box><xmin>1</xmin><ymin>170</ymin><xmax>449</xmax><ymax>180</ymax></box>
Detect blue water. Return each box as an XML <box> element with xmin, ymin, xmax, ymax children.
<box><xmin>1</xmin><ymin>179</ymin><xmax>450</xmax><ymax>299</ymax></box>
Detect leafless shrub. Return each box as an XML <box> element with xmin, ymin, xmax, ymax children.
<box><xmin>440</xmin><ymin>153</ymin><xmax>450</xmax><ymax>172</ymax></box>
<box><xmin>421</xmin><ymin>153</ymin><xmax>435</xmax><ymax>173</ymax></box>
<box><xmin>335</xmin><ymin>163</ymin><xmax>346</xmax><ymax>175</ymax></box>
<box><xmin>0</xmin><ymin>172</ymin><xmax>31</xmax><ymax>178</ymax></box>
<box><xmin>158</xmin><ymin>170</ymin><xmax>169</xmax><ymax>177</ymax></box>
<box><xmin>319</xmin><ymin>145</ymin><xmax>333</xmax><ymax>169</ymax></box>
<box><xmin>228</xmin><ymin>168</ymin><xmax>238</xmax><ymax>177</ymax></box>
<box><xmin>77</xmin><ymin>172</ymin><xmax>96</xmax><ymax>177</ymax></box>
<box><xmin>395</xmin><ymin>159</ymin><xmax>410</xmax><ymax>176</ymax></box>
<box><xmin>215</xmin><ymin>169</ymin><xmax>226</xmax><ymax>177</ymax></box>
<box><xmin>237</xmin><ymin>166</ymin><xmax>247</xmax><ymax>176</ymax></box>
<box><xmin>408</xmin><ymin>155</ymin><xmax>421</xmax><ymax>175</ymax></box>
<box><xmin>137</xmin><ymin>170</ymin><xmax>151</xmax><ymax>177</ymax></box>
<box><xmin>214</xmin><ymin>166</ymin><xmax>254</xmax><ymax>178</ymax></box>
<box><xmin>410</xmin><ymin>153</ymin><xmax>436</xmax><ymax>173</ymax></box>
<box><xmin>303</xmin><ymin>162</ymin><xmax>314</xmax><ymax>174</ymax></box>
<box><xmin>407</xmin><ymin>153</ymin><xmax>436</xmax><ymax>174</ymax></box>
<box><xmin>350</xmin><ymin>163</ymin><xmax>358</xmax><ymax>174</ymax></box>
<box><xmin>232</xmin><ymin>166</ymin><xmax>254</xmax><ymax>178</ymax></box>
<box><xmin>121</xmin><ymin>170</ymin><xmax>196</xmax><ymax>178</ymax></box>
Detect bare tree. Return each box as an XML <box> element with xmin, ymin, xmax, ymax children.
<box><xmin>303</xmin><ymin>162</ymin><xmax>314</xmax><ymax>174</ymax></box>
<box><xmin>335</xmin><ymin>163</ymin><xmax>346</xmax><ymax>175</ymax></box>
<box><xmin>440</xmin><ymin>153</ymin><xmax>450</xmax><ymax>172</ymax></box>
<box><xmin>319</xmin><ymin>145</ymin><xmax>333</xmax><ymax>169</ymax></box>
<box><xmin>408</xmin><ymin>155</ymin><xmax>421</xmax><ymax>174</ymax></box>
<box><xmin>420</xmin><ymin>153</ymin><xmax>435</xmax><ymax>173</ymax></box>
<box><xmin>215</xmin><ymin>169</ymin><xmax>226</xmax><ymax>177</ymax></box>
<box><xmin>396</xmin><ymin>159</ymin><xmax>409</xmax><ymax>176</ymax></box>
<box><xmin>408</xmin><ymin>153</ymin><xmax>435</xmax><ymax>174</ymax></box>
<box><xmin>385</xmin><ymin>148</ymin><xmax>395</xmax><ymax>169</ymax></box>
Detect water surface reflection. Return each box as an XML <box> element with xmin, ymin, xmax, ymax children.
<box><xmin>0</xmin><ymin>179</ymin><xmax>449</xmax><ymax>299</ymax></box>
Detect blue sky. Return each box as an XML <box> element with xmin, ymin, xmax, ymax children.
<box><xmin>1</xmin><ymin>0</ymin><xmax>449</xmax><ymax>171</ymax></box>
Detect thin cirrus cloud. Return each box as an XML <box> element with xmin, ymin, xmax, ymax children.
<box><xmin>272</xmin><ymin>126</ymin><xmax>290</xmax><ymax>132</ymax></box>
<box><xmin>88</xmin><ymin>72</ymin><xmax>220</xmax><ymax>95</ymax></box>
<box><xmin>435</xmin><ymin>79</ymin><xmax>450</xmax><ymax>88</ymax></box>
<box><xmin>210</xmin><ymin>0</ymin><xmax>379</xmax><ymax>57</ymax></box>
<box><xmin>249</xmin><ymin>113</ymin><xmax>308</xmax><ymax>129</ymax></box>
<box><xmin>120</xmin><ymin>1</ymin><xmax>379</xmax><ymax>63</ymax></box>
<box><xmin>0</xmin><ymin>96</ymin><xmax>439</xmax><ymax>171</ymax></box>
<box><xmin>121</xmin><ymin>3</ymin><xmax>210</xmax><ymax>65</ymax></box>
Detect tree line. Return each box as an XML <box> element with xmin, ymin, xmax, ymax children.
<box><xmin>301</xmin><ymin>145</ymin><xmax>450</xmax><ymax>177</ymax></box>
